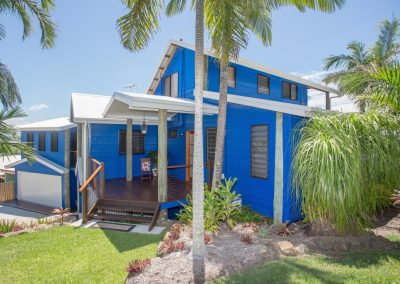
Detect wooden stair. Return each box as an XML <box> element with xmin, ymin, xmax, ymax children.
<box><xmin>89</xmin><ymin>199</ymin><xmax>161</xmax><ymax>231</ymax></box>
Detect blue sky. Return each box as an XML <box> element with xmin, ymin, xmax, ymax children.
<box><xmin>1</xmin><ymin>0</ymin><xmax>399</xmax><ymax>123</ymax></box>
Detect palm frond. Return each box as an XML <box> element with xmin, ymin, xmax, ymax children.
<box><xmin>117</xmin><ymin>0</ymin><xmax>164</xmax><ymax>52</ymax></box>
<box><xmin>372</xmin><ymin>17</ymin><xmax>400</xmax><ymax>65</ymax></box>
<box><xmin>0</xmin><ymin>62</ymin><xmax>21</xmax><ymax>109</ymax></box>
<box><xmin>0</xmin><ymin>107</ymin><xmax>35</xmax><ymax>161</ymax></box>
<box><xmin>165</xmin><ymin>0</ymin><xmax>187</xmax><ymax>16</ymax></box>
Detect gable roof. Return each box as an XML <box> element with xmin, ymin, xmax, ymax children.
<box><xmin>147</xmin><ymin>39</ymin><xmax>341</xmax><ymax>96</ymax></box>
<box><xmin>5</xmin><ymin>154</ymin><xmax>68</xmax><ymax>174</ymax></box>
<box><xmin>17</xmin><ymin>117</ymin><xmax>75</xmax><ymax>131</ymax></box>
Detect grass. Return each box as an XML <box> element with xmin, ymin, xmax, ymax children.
<box><xmin>212</xmin><ymin>250</ymin><xmax>400</xmax><ymax>284</ymax></box>
<box><xmin>0</xmin><ymin>225</ymin><xmax>163</xmax><ymax>283</ymax></box>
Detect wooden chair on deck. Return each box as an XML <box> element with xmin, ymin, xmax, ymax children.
<box><xmin>140</xmin><ymin>158</ymin><xmax>152</xmax><ymax>183</ymax></box>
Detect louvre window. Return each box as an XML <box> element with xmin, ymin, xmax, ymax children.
<box><xmin>38</xmin><ymin>133</ymin><xmax>46</xmax><ymax>151</ymax></box>
<box><xmin>164</xmin><ymin>72</ymin><xmax>178</xmax><ymax>97</ymax></box>
<box><xmin>258</xmin><ymin>74</ymin><xmax>270</xmax><ymax>95</ymax></box>
<box><xmin>228</xmin><ymin>66</ymin><xmax>236</xmax><ymax>88</ymax></box>
<box><xmin>251</xmin><ymin>125</ymin><xmax>268</xmax><ymax>179</ymax></box>
<box><xmin>26</xmin><ymin>133</ymin><xmax>34</xmax><ymax>147</ymax></box>
<box><xmin>51</xmin><ymin>132</ymin><xmax>58</xmax><ymax>152</ymax></box>
<box><xmin>206</xmin><ymin>128</ymin><xmax>217</xmax><ymax>163</ymax></box>
<box><xmin>119</xmin><ymin>129</ymin><xmax>144</xmax><ymax>155</ymax></box>
<box><xmin>282</xmin><ymin>81</ymin><xmax>297</xmax><ymax>100</ymax></box>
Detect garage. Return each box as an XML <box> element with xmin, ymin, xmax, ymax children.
<box><xmin>17</xmin><ymin>171</ymin><xmax>62</xmax><ymax>208</ymax></box>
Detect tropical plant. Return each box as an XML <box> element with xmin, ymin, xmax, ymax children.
<box><xmin>126</xmin><ymin>258</ymin><xmax>151</xmax><ymax>275</ymax></box>
<box><xmin>292</xmin><ymin>111</ymin><xmax>400</xmax><ymax>234</ymax></box>
<box><xmin>0</xmin><ymin>219</ymin><xmax>20</xmax><ymax>234</ymax></box>
<box><xmin>177</xmin><ymin>178</ymin><xmax>241</xmax><ymax>232</ymax></box>
<box><xmin>240</xmin><ymin>233</ymin><xmax>253</xmax><ymax>244</ymax></box>
<box><xmin>324</xmin><ymin>17</ymin><xmax>400</xmax><ymax>111</ymax></box>
<box><xmin>51</xmin><ymin>207</ymin><xmax>70</xmax><ymax>225</ymax></box>
<box><xmin>0</xmin><ymin>0</ymin><xmax>56</xmax><ymax>109</ymax></box>
<box><xmin>258</xmin><ymin>224</ymin><xmax>270</xmax><ymax>238</ymax></box>
<box><xmin>235</xmin><ymin>206</ymin><xmax>268</xmax><ymax>224</ymax></box>
<box><xmin>0</xmin><ymin>107</ymin><xmax>35</xmax><ymax>160</ymax></box>
<box><xmin>117</xmin><ymin>1</ymin><xmax>206</xmax><ymax>281</ymax></box>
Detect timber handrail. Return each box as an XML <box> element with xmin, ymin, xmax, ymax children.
<box><xmin>167</xmin><ymin>164</ymin><xmax>190</xmax><ymax>170</ymax></box>
<box><xmin>79</xmin><ymin>163</ymin><xmax>104</xmax><ymax>192</ymax></box>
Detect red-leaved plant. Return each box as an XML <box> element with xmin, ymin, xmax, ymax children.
<box><xmin>51</xmin><ymin>207</ymin><xmax>70</xmax><ymax>225</ymax></box>
<box><xmin>127</xmin><ymin>259</ymin><xmax>151</xmax><ymax>275</ymax></box>
<box><xmin>240</xmin><ymin>234</ymin><xmax>253</xmax><ymax>244</ymax></box>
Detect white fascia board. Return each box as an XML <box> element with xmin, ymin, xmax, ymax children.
<box><xmin>203</xmin><ymin>91</ymin><xmax>328</xmax><ymax>118</ymax></box>
<box><xmin>17</xmin><ymin>125</ymin><xmax>76</xmax><ymax>132</ymax></box>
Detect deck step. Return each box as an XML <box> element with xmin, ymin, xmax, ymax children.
<box><xmin>95</xmin><ymin>199</ymin><xmax>158</xmax><ymax>213</ymax></box>
<box><xmin>93</xmin><ymin>213</ymin><xmax>153</xmax><ymax>223</ymax></box>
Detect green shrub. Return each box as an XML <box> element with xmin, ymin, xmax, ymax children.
<box><xmin>235</xmin><ymin>206</ymin><xmax>269</xmax><ymax>224</ymax></box>
<box><xmin>292</xmin><ymin>112</ymin><xmax>400</xmax><ymax>234</ymax></box>
<box><xmin>177</xmin><ymin>178</ymin><xmax>241</xmax><ymax>232</ymax></box>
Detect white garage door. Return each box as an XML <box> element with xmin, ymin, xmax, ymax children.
<box><xmin>17</xmin><ymin>172</ymin><xmax>62</xmax><ymax>208</ymax></box>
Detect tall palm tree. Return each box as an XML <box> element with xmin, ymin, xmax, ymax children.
<box><xmin>206</xmin><ymin>0</ymin><xmax>345</xmax><ymax>188</ymax></box>
<box><xmin>324</xmin><ymin>17</ymin><xmax>400</xmax><ymax>111</ymax></box>
<box><xmin>0</xmin><ymin>0</ymin><xmax>56</xmax><ymax>159</ymax></box>
<box><xmin>0</xmin><ymin>0</ymin><xmax>56</xmax><ymax>109</ymax></box>
<box><xmin>117</xmin><ymin>1</ymin><xmax>206</xmax><ymax>281</ymax></box>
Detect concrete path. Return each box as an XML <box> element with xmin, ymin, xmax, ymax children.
<box><xmin>0</xmin><ymin>204</ymin><xmax>48</xmax><ymax>223</ymax></box>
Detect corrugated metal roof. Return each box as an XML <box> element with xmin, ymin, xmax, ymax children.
<box><xmin>17</xmin><ymin>117</ymin><xmax>75</xmax><ymax>131</ymax></box>
<box><xmin>71</xmin><ymin>93</ymin><xmax>112</xmax><ymax>121</ymax></box>
<box><xmin>5</xmin><ymin>154</ymin><xmax>68</xmax><ymax>174</ymax></box>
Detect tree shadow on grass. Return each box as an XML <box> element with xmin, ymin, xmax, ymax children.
<box><xmin>73</xmin><ymin>226</ymin><xmax>164</xmax><ymax>253</ymax></box>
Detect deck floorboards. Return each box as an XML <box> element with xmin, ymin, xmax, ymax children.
<box><xmin>104</xmin><ymin>176</ymin><xmax>191</xmax><ymax>204</ymax></box>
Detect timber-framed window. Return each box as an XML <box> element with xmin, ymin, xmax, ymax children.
<box><xmin>282</xmin><ymin>81</ymin><xmax>297</xmax><ymax>100</ymax></box>
<box><xmin>119</xmin><ymin>129</ymin><xmax>144</xmax><ymax>155</ymax></box>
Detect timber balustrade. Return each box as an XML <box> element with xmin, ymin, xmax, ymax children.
<box><xmin>79</xmin><ymin>158</ymin><xmax>105</xmax><ymax>222</ymax></box>
<box><xmin>0</xmin><ymin>181</ymin><xmax>15</xmax><ymax>202</ymax></box>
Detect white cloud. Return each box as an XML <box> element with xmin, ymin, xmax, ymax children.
<box><xmin>29</xmin><ymin>103</ymin><xmax>50</xmax><ymax>111</ymax></box>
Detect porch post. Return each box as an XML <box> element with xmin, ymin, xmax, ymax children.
<box><xmin>82</xmin><ymin>122</ymin><xmax>89</xmax><ymax>222</ymax></box>
<box><xmin>64</xmin><ymin>128</ymin><xmax>71</xmax><ymax>209</ymax></box>
<box><xmin>325</xmin><ymin>92</ymin><xmax>331</xmax><ymax>110</ymax></box>
<box><xmin>76</xmin><ymin>124</ymin><xmax>82</xmax><ymax>213</ymax></box>
<box><xmin>158</xmin><ymin>109</ymin><xmax>168</xmax><ymax>203</ymax></box>
<box><xmin>273</xmin><ymin>112</ymin><xmax>284</xmax><ymax>224</ymax></box>
<box><xmin>126</xmin><ymin>119</ymin><xmax>133</xmax><ymax>182</ymax></box>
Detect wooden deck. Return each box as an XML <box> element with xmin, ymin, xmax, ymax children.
<box><xmin>104</xmin><ymin>176</ymin><xmax>191</xmax><ymax>204</ymax></box>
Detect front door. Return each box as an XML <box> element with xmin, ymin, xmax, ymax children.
<box><xmin>185</xmin><ymin>130</ymin><xmax>194</xmax><ymax>182</ymax></box>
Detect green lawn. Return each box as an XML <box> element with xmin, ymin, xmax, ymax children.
<box><xmin>0</xmin><ymin>226</ymin><xmax>163</xmax><ymax>283</ymax></box>
<box><xmin>212</xmin><ymin>250</ymin><xmax>400</xmax><ymax>284</ymax></box>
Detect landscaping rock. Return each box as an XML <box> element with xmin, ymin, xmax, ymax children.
<box><xmin>295</xmin><ymin>244</ymin><xmax>308</xmax><ymax>254</ymax></box>
<box><xmin>277</xmin><ymin>240</ymin><xmax>295</xmax><ymax>251</ymax></box>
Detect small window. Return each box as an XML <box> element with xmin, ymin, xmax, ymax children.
<box><xmin>282</xmin><ymin>81</ymin><xmax>297</xmax><ymax>100</ymax></box>
<box><xmin>251</xmin><ymin>125</ymin><xmax>268</xmax><ymax>179</ymax></box>
<box><xmin>38</xmin><ymin>133</ymin><xmax>46</xmax><ymax>151</ymax></box>
<box><xmin>51</xmin><ymin>133</ymin><xmax>58</xmax><ymax>152</ymax></box>
<box><xmin>119</xmin><ymin>129</ymin><xmax>144</xmax><ymax>155</ymax></box>
<box><xmin>206</xmin><ymin>128</ymin><xmax>217</xmax><ymax>162</ymax></box>
<box><xmin>228</xmin><ymin>66</ymin><xmax>236</xmax><ymax>88</ymax></box>
<box><xmin>258</xmin><ymin>75</ymin><xmax>270</xmax><ymax>95</ymax></box>
<box><xmin>163</xmin><ymin>72</ymin><xmax>178</xmax><ymax>97</ymax></box>
<box><xmin>26</xmin><ymin>133</ymin><xmax>34</xmax><ymax>147</ymax></box>
<box><xmin>168</xmin><ymin>129</ymin><xmax>178</xmax><ymax>138</ymax></box>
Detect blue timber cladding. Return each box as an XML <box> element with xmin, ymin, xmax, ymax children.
<box><xmin>89</xmin><ymin>124</ymin><xmax>158</xmax><ymax>179</ymax></box>
<box><xmin>21</xmin><ymin>130</ymin><xmax>66</xmax><ymax>165</ymax></box>
<box><xmin>151</xmin><ymin>45</ymin><xmax>308</xmax><ymax>221</ymax></box>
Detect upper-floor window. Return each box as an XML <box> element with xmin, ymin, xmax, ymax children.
<box><xmin>119</xmin><ymin>129</ymin><xmax>144</xmax><ymax>155</ymax></box>
<box><xmin>228</xmin><ymin>66</ymin><xmax>236</xmax><ymax>88</ymax></box>
<box><xmin>282</xmin><ymin>81</ymin><xmax>297</xmax><ymax>100</ymax></box>
<box><xmin>206</xmin><ymin>128</ymin><xmax>217</xmax><ymax>163</ymax></box>
<box><xmin>164</xmin><ymin>72</ymin><xmax>178</xmax><ymax>97</ymax></box>
<box><xmin>26</xmin><ymin>133</ymin><xmax>34</xmax><ymax>147</ymax></box>
<box><xmin>251</xmin><ymin>125</ymin><xmax>268</xmax><ymax>179</ymax></box>
<box><xmin>51</xmin><ymin>132</ymin><xmax>58</xmax><ymax>152</ymax></box>
<box><xmin>258</xmin><ymin>74</ymin><xmax>270</xmax><ymax>95</ymax></box>
<box><xmin>38</xmin><ymin>133</ymin><xmax>46</xmax><ymax>151</ymax></box>
<box><xmin>168</xmin><ymin>129</ymin><xmax>178</xmax><ymax>138</ymax></box>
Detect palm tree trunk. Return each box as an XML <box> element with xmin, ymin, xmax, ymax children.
<box><xmin>211</xmin><ymin>62</ymin><xmax>228</xmax><ymax>189</ymax></box>
<box><xmin>192</xmin><ymin>0</ymin><xmax>206</xmax><ymax>282</ymax></box>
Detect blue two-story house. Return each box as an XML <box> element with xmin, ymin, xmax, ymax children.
<box><xmin>8</xmin><ymin>40</ymin><xmax>339</xmax><ymax>229</ymax></box>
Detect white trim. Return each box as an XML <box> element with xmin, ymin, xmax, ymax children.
<box><xmin>147</xmin><ymin>39</ymin><xmax>341</xmax><ymax>96</ymax></box>
<box><xmin>16</xmin><ymin>117</ymin><xmax>76</xmax><ymax>132</ymax></box>
<box><xmin>203</xmin><ymin>91</ymin><xmax>328</xmax><ymax>118</ymax></box>
<box><xmin>17</xmin><ymin>125</ymin><xmax>76</xmax><ymax>132</ymax></box>
<box><xmin>5</xmin><ymin>155</ymin><xmax>68</xmax><ymax>174</ymax></box>
<box><xmin>103</xmin><ymin>92</ymin><xmax>218</xmax><ymax>118</ymax></box>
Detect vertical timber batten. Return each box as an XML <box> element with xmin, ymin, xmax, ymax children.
<box><xmin>273</xmin><ymin>112</ymin><xmax>284</xmax><ymax>224</ymax></box>
<box><xmin>158</xmin><ymin>109</ymin><xmax>168</xmax><ymax>203</ymax></box>
<box><xmin>126</xmin><ymin>119</ymin><xmax>133</xmax><ymax>182</ymax></box>
<box><xmin>64</xmin><ymin>128</ymin><xmax>71</xmax><ymax>209</ymax></box>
